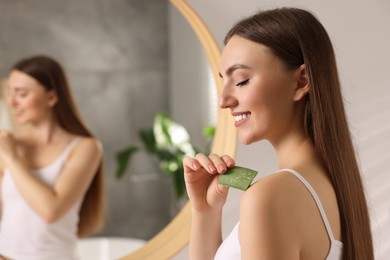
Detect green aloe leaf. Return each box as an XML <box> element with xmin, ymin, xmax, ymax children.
<box><xmin>219</xmin><ymin>166</ymin><xmax>258</xmax><ymax>191</ymax></box>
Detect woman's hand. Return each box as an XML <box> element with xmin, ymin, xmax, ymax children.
<box><xmin>0</xmin><ymin>129</ymin><xmax>17</xmax><ymax>165</ymax></box>
<box><xmin>183</xmin><ymin>153</ymin><xmax>235</xmax><ymax>213</ymax></box>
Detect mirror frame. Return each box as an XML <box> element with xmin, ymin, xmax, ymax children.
<box><xmin>121</xmin><ymin>0</ymin><xmax>237</xmax><ymax>259</ymax></box>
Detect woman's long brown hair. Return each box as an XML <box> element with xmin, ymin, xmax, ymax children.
<box><xmin>225</xmin><ymin>8</ymin><xmax>374</xmax><ymax>260</ymax></box>
<box><xmin>13</xmin><ymin>55</ymin><xmax>105</xmax><ymax>237</ymax></box>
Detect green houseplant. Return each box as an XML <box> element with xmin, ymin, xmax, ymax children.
<box><xmin>115</xmin><ymin>112</ymin><xmax>215</xmax><ymax>199</ymax></box>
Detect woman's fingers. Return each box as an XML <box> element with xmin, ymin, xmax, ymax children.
<box><xmin>221</xmin><ymin>155</ymin><xmax>235</xmax><ymax>168</ymax></box>
<box><xmin>184</xmin><ymin>153</ymin><xmax>236</xmax><ymax>175</ymax></box>
<box><xmin>195</xmin><ymin>153</ymin><xmax>218</xmax><ymax>174</ymax></box>
<box><xmin>183</xmin><ymin>155</ymin><xmax>200</xmax><ymax>172</ymax></box>
<box><xmin>191</xmin><ymin>153</ymin><xmax>236</xmax><ymax>174</ymax></box>
<box><xmin>208</xmin><ymin>154</ymin><xmax>228</xmax><ymax>173</ymax></box>
<box><xmin>183</xmin><ymin>153</ymin><xmax>232</xmax><ymax>210</ymax></box>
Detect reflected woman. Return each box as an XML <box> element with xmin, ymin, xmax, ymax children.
<box><xmin>0</xmin><ymin>56</ymin><xmax>105</xmax><ymax>260</ymax></box>
<box><xmin>183</xmin><ymin>8</ymin><xmax>374</xmax><ymax>260</ymax></box>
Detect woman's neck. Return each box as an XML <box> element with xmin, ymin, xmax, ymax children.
<box><xmin>18</xmin><ymin>120</ymin><xmax>66</xmax><ymax>145</ymax></box>
<box><xmin>271</xmin><ymin>127</ymin><xmax>317</xmax><ymax>170</ymax></box>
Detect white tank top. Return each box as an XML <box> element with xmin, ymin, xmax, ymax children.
<box><xmin>215</xmin><ymin>168</ymin><xmax>343</xmax><ymax>260</ymax></box>
<box><xmin>0</xmin><ymin>138</ymin><xmax>82</xmax><ymax>260</ymax></box>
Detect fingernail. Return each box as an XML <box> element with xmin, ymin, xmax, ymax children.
<box><xmin>192</xmin><ymin>163</ymin><xmax>199</xmax><ymax>170</ymax></box>
<box><xmin>218</xmin><ymin>165</ymin><xmax>226</xmax><ymax>173</ymax></box>
<box><xmin>208</xmin><ymin>165</ymin><xmax>216</xmax><ymax>173</ymax></box>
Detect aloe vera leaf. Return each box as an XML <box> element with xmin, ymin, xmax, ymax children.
<box><xmin>218</xmin><ymin>166</ymin><xmax>258</xmax><ymax>191</ymax></box>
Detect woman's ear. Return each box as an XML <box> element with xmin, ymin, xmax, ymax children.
<box><xmin>47</xmin><ymin>90</ymin><xmax>58</xmax><ymax>107</ymax></box>
<box><xmin>293</xmin><ymin>64</ymin><xmax>310</xmax><ymax>101</ymax></box>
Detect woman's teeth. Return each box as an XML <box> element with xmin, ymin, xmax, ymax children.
<box><xmin>234</xmin><ymin>113</ymin><xmax>250</xmax><ymax>122</ymax></box>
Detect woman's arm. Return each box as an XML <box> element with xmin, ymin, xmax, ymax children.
<box><xmin>184</xmin><ymin>154</ymin><xmax>234</xmax><ymax>260</ymax></box>
<box><xmin>190</xmin><ymin>207</ymin><xmax>224</xmax><ymax>260</ymax></box>
<box><xmin>1</xmin><ymin>137</ymin><xmax>102</xmax><ymax>223</ymax></box>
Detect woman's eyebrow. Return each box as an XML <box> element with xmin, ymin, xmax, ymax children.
<box><xmin>219</xmin><ymin>64</ymin><xmax>252</xmax><ymax>78</ymax></box>
<box><xmin>13</xmin><ymin>86</ymin><xmax>28</xmax><ymax>91</ymax></box>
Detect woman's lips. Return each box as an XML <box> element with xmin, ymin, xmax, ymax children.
<box><xmin>233</xmin><ymin>112</ymin><xmax>250</xmax><ymax>127</ymax></box>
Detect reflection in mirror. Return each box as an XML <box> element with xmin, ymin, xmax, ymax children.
<box><xmin>0</xmin><ymin>0</ymin><xmax>217</xmax><ymax>258</ymax></box>
<box><xmin>0</xmin><ymin>0</ymin><xmax>170</xmax><ymax>240</ymax></box>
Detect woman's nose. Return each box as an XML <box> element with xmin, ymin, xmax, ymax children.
<box><xmin>219</xmin><ymin>86</ymin><xmax>237</xmax><ymax>109</ymax></box>
<box><xmin>8</xmin><ymin>95</ymin><xmax>17</xmax><ymax>107</ymax></box>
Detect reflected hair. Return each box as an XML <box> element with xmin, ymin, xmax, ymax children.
<box><xmin>225</xmin><ymin>8</ymin><xmax>374</xmax><ymax>260</ymax></box>
<box><xmin>12</xmin><ymin>55</ymin><xmax>105</xmax><ymax>237</ymax></box>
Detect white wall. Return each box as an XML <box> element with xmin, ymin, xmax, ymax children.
<box><xmin>173</xmin><ymin>0</ymin><xmax>390</xmax><ymax>259</ymax></box>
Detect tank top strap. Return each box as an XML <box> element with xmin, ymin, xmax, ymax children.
<box><xmin>276</xmin><ymin>168</ymin><xmax>336</xmax><ymax>241</ymax></box>
<box><xmin>60</xmin><ymin>137</ymin><xmax>81</xmax><ymax>160</ymax></box>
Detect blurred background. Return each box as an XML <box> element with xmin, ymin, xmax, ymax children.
<box><xmin>0</xmin><ymin>0</ymin><xmax>389</xmax><ymax>259</ymax></box>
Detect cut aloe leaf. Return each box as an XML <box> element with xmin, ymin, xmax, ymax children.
<box><xmin>218</xmin><ymin>166</ymin><xmax>258</xmax><ymax>191</ymax></box>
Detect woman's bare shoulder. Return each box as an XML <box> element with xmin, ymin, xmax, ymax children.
<box><xmin>241</xmin><ymin>171</ymin><xmax>303</xmax><ymax>211</ymax></box>
<box><xmin>238</xmin><ymin>171</ymin><xmax>306</xmax><ymax>257</ymax></box>
<box><xmin>75</xmin><ymin>136</ymin><xmax>101</xmax><ymax>146</ymax></box>
<box><xmin>69</xmin><ymin>136</ymin><xmax>103</xmax><ymax>157</ymax></box>
<box><xmin>239</xmin><ymin>171</ymin><xmax>312</xmax><ymax>234</ymax></box>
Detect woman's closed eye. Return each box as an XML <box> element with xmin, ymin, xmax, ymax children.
<box><xmin>235</xmin><ymin>79</ymin><xmax>249</xmax><ymax>87</ymax></box>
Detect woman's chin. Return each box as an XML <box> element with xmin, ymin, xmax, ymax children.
<box><xmin>14</xmin><ymin>117</ymin><xmax>32</xmax><ymax>126</ymax></box>
<box><xmin>238</xmin><ymin>135</ymin><xmax>255</xmax><ymax>145</ymax></box>
<box><xmin>15</xmin><ymin>118</ymin><xmax>27</xmax><ymax>124</ymax></box>
<box><xmin>238</xmin><ymin>132</ymin><xmax>263</xmax><ymax>145</ymax></box>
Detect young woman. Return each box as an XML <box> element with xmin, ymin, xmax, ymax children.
<box><xmin>0</xmin><ymin>56</ymin><xmax>105</xmax><ymax>260</ymax></box>
<box><xmin>183</xmin><ymin>8</ymin><xmax>374</xmax><ymax>260</ymax></box>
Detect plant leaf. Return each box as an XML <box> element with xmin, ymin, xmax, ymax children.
<box><xmin>153</xmin><ymin>112</ymin><xmax>196</xmax><ymax>156</ymax></box>
<box><xmin>172</xmin><ymin>167</ymin><xmax>186</xmax><ymax>199</ymax></box>
<box><xmin>115</xmin><ymin>146</ymin><xmax>139</xmax><ymax>179</ymax></box>
<box><xmin>139</xmin><ymin>128</ymin><xmax>156</xmax><ymax>153</ymax></box>
<box><xmin>153</xmin><ymin>112</ymin><xmax>172</xmax><ymax>148</ymax></box>
<box><xmin>203</xmin><ymin>125</ymin><xmax>216</xmax><ymax>138</ymax></box>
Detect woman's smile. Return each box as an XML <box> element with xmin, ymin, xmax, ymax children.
<box><xmin>233</xmin><ymin>112</ymin><xmax>251</xmax><ymax>127</ymax></box>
